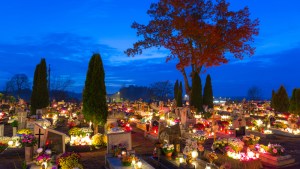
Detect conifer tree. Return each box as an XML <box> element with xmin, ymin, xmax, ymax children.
<box><xmin>82</xmin><ymin>53</ymin><xmax>108</xmax><ymax>134</ymax></box>
<box><xmin>190</xmin><ymin>73</ymin><xmax>202</xmax><ymax>112</ymax></box>
<box><xmin>274</xmin><ymin>85</ymin><xmax>289</xmax><ymax>112</ymax></box>
<box><xmin>30</xmin><ymin>58</ymin><xmax>49</xmax><ymax>114</ymax></box>
<box><xmin>176</xmin><ymin>81</ymin><xmax>183</xmax><ymax>107</ymax></box>
<box><xmin>174</xmin><ymin>80</ymin><xmax>179</xmax><ymax>103</ymax></box>
<box><xmin>270</xmin><ymin>90</ymin><xmax>276</xmax><ymax>109</ymax></box>
<box><xmin>289</xmin><ymin>88</ymin><xmax>297</xmax><ymax>114</ymax></box>
<box><xmin>203</xmin><ymin>74</ymin><xmax>214</xmax><ymax>108</ymax></box>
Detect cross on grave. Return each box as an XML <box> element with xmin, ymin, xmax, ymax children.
<box><xmin>36</xmin><ymin>128</ymin><xmax>44</xmax><ymax>148</ymax></box>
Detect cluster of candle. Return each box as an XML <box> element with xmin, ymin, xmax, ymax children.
<box><xmin>227</xmin><ymin>150</ymin><xmax>259</xmax><ymax>161</ymax></box>
<box><xmin>70</xmin><ymin>135</ymin><xmax>92</xmax><ymax>146</ymax></box>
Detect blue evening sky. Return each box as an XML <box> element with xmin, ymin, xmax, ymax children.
<box><xmin>0</xmin><ymin>0</ymin><xmax>299</xmax><ymax>99</ymax></box>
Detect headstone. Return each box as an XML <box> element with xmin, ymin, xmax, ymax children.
<box><xmin>107</xmin><ymin>132</ymin><xmax>132</xmax><ymax>154</ymax></box>
<box><xmin>0</xmin><ymin>123</ymin><xmax>4</xmax><ymax>137</ymax></box>
<box><xmin>181</xmin><ymin>108</ymin><xmax>187</xmax><ymax>128</ymax></box>
<box><xmin>45</xmin><ymin>128</ymin><xmax>66</xmax><ymax>154</ymax></box>
<box><xmin>33</xmin><ymin>124</ymin><xmax>47</xmax><ymax>151</ymax></box>
<box><xmin>17</xmin><ymin>111</ymin><xmax>27</xmax><ymax>130</ymax></box>
<box><xmin>233</xmin><ymin>116</ymin><xmax>246</xmax><ymax>137</ymax></box>
<box><xmin>36</xmin><ymin>109</ymin><xmax>43</xmax><ymax>120</ymax></box>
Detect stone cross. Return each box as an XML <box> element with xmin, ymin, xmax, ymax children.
<box><xmin>36</xmin><ymin>128</ymin><xmax>44</xmax><ymax>148</ymax></box>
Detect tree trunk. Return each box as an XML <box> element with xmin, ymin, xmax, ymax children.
<box><xmin>93</xmin><ymin>123</ymin><xmax>98</xmax><ymax>135</ymax></box>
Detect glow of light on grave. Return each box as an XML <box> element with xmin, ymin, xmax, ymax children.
<box><xmin>205</xmin><ymin>164</ymin><xmax>211</xmax><ymax>169</ymax></box>
<box><xmin>286</xmin><ymin>128</ymin><xmax>300</xmax><ymax>135</ymax></box>
<box><xmin>132</xmin><ymin>158</ymin><xmax>136</xmax><ymax>165</ymax></box>
<box><xmin>221</xmin><ymin>115</ymin><xmax>230</xmax><ymax>120</ymax></box>
<box><xmin>42</xmin><ymin>162</ymin><xmax>47</xmax><ymax>169</ymax></box>
<box><xmin>121</xmin><ymin>150</ymin><xmax>126</xmax><ymax>156</ymax></box>
<box><xmin>227</xmin><ymin>150</ymin><xmax>259</xmax><ymax>161</ymax></box>
<box><xmin>160</xmin><ymin>116</ymin><xmax>165</xmax><ymax>120</ymax></box>
<box><xmin>8</xmin><ymin>141</ymin><xmax>13</xmax><ymax>146</ymax></box>
<box><xmin>179</xmin><ymin>157</ymin><xmax>184</xmax><ymax>163</ymax></box>
<box><xmin>194</xmin><ymin>115</ymin><xmax>202</xmax><ymax>119</ymax></box>
<box><xmin>256</xmin><ymin>119</ymin><xmax>263</xmax><ymax>126</ymax></box>
<box><xmin>191</xmin><ymin>150</ymin><xmax>198</xmax><ymax>159</ymax></box>
<box><xmin>264</xmin><ymin>129</ymin><xmax>272</xmax><ymax>134</ymax></box>
<box><xmin>137</xmin><ymin>161</ymin><xmax>142</xmax><ymax>168</ymax></box>
<box><xmin>89</xmin><ymin>121</ymin><xmax>92</xmax><ymax>128</ymax></box>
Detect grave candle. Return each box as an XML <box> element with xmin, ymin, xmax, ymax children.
<box><xmin>137</xmin><ymin>161</ymin><xmax>142</xmax><ymax>169</ymax></box>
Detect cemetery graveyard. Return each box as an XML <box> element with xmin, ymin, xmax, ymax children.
<box><xmin>1</xmin><ymin>0</ymin><xmax>300</xmax><ymax>169</ymax></box>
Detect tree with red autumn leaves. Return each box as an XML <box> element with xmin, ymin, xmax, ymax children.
<box><xmin>125</xmin><ymin>0</ymin><xmax>259</xmax><ymax>96</ymax></box>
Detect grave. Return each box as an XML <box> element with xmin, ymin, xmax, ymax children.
<box><xmin>17</xmin><ymin>110</ymin><xmax>27</xmax><ymax>130</ymax></box>
<box><xmin>44</xmin><ymin>128</ymin><xmax>67</xmax><ymax>154</ymax></box>
<box><xmin>233</xmin><ymin>116</ymin><xmax>246</xmax><ymax>137</ymax></box>
<box><xmin>33</xmin><ymin>124</ymin><xmax>47</xmax><ymax>151</ymax></box>
<box><xmin>158</xmin><ymin>122</ymin><xmax>181</xmax><ymax>144</ymax></box>
<box><xmin>107</xmin><ymin>131</ymin><xmax>132</xmax><ymax>154</ymax></box>
<box><xmin>260</xmin><ymin>153</ymin><xmax>296</xmax><ymax>168</ymax></box>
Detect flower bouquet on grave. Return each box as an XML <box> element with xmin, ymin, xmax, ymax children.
<box><xmin>267</xmin><ymin>144</ymin><xmax>285</xmax><ymax>156</ymax></box>
<box><xmin>56</xmin><ymin>152</ymin><xmax>83</xmax><ymax>169</ymax></box>
<box><xmin>207</xmin><ymin>151</ymin><xmax>218</xmax><ymax>164</ymax></box>
<box><xmin>121</xmin><ymin>155</ymin><xmax>138</xmax><ymax>166</ymax></box>
<box><xmin>162</xmin><ymin>143</ymin><xmax>174</xmax><ymax>157</ymax></box>
<box><xmin>227</xmin><ymin>138</ymin><xmax>244</xmax><ymax>153</ymax></box>
<box><xmin>20</xmin><ymin>134</ymin><xmax>37</xmax><ymax>147</ymax></box>
<box><xmin>112</xmin><ymin>144</ymin><xmax>127</xmax><ymax>157</ymax></box>
<box><xmin>34</xmin><ymin>148</ymin><xmax>52</xmax><ymax>166</ymax></box>
<box><xmin>242</xmin><ymin>134</ymin><xmax>260</xmax><ymax>149</ymax></box>
<box><xmin>17</xmin><ymin>128</ymin><xmax>33</xmax><ymax>135</ymax></box>
<box><xmin>212</xmin><ymin>138</ymin><xmax>228</xmax><ymax>154</ymax></box>
<box><xmin>192</xmin><ymin>132</ymin><xmax>207</xmax><ymax>145</ymax></box>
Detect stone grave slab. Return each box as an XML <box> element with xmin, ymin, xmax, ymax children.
<box><xmin>107</xmin><ymin>132</ymin><xmax>132</xmax><ymax>154</ymax></box>
<box><xmin>44</xmin><ymin>128</ymin><xmax>67</xmax><ymax>154</ymax></box>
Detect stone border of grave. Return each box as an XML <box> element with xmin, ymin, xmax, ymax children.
<box><xmin>270</xmin><ymin>128</ymin><xmax>300</xmax><ymax>138</ymax></box>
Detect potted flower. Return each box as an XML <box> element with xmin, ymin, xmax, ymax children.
<box><xmin>121</xmin><ymin>155</ymin><xmax>132</xmax><ymax>166</ymax></box>
<box><xmin>192</xmin><ymin>133</ymin><xmax>207</xmax><ymax>145</ymax></box>
<box><xmin>162</xmin><ymin>143</ymin><xmax>174</xmax><ymax>157</ymax></box>
<box><xmin>34</xmin><ymin>148</ymin><xmax>52</xmax><ymax>168</ymax></box>
<box><xmin>267</xmin><ymin>144</ymin><xmax>285</xmax><ymax>156</ymax></box>
<box><xmin>17</xmin><ymin>128</ymin><xmax>33</xmax><ymax>135</ymax></box>
<box><xmin>57</xmin><ymin>152</ymin><xmax>83</xmax><ymax>169</ymax></box>
<box><xmin>92</xmin><ymin>133</ymin><xmax>107</xmax><ymax>149</ymax></box>
<box><xmin>11</xmin><ymin>120</ymin><xmax>18</xmax><ymax>136</ymax></box>
<box><xmin>207</xmin><ymin>151</ymin><xmax>218</xmax><ymax>164</ymax></box>
<box><xmin>20</xmin><ymin>134</ymin><xmax>37</xmax><ymax>162</ymax></box>
<box><xmin>242</xmin><ymin>134</ymin><xmax>260</xmax><ymax>149</ymax></box>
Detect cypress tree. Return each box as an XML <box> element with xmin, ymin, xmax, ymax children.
<box><xmin>270</xmin><ymin>90</ymin><xmax>276</xmax><ymax>109</ymax></box>
<box><xmin>30</xmin><ymin>58</ymin><xmax>49</xmax><ymax>114</ymax></box>
<box><xmin>31</xmin><ymin>64</ymin><xmax>40</xmax><ymax>114</ymax></box>
<box><xmin>174</xmin><ymin>80</ymin><xmax>179</xmax><ymax>103</ymax></box>
<box><xmin>82</xmin><ymin>53</ymin><xmax>108</xmax><ymax>134</ymax></box>
<box><xmin>190</xmin><ymin>73</ymin><xmax>203</xmax><ymax>112</ymax></box>
<box><xmin>289</xmin><ymin>88</ymin><xmax>297</xmax><ymax>114</ymax></box>
<box><xmin>203</xmin><ymin>74</ymin><xmax>214</xmax><ymax>109</ymax></box>
<box><xmin>295</xmin><ymin>89</ymin><xmax>300</xmax><ymax>115</ymax></box>
<box><xmin>275</xmin><ymin>85</ymin><xmax>289</xmax><ymax>113</ymax></box>
<box><xmin>38</xmin><ymin>59</ymin><xmax>49</xmax><ymax>108</ymax></box>
<box><xmin>176</xmin><ymin>81</ymin><xmax>183</xmax><ymax>107</ymax></box>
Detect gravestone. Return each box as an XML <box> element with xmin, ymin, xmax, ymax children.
<box><xmin>45</xmin><ymin>128</ymin><xmax>66</xmax><ymax>154</ymax></box>
<box><xmin>107</xmin><ymin>132</ymin><xmax>132</xmax><ymax>154</ymax></box>
<box><xmin>158</xmin><ymin>122</ymin><xmax>181</xmax><ymax>144</ymax></box>
<box><xmin>33</xmin><ymin>124</ymin><xmax>47</xmax><ymax>151</ymax></box>
<box><xmin>17</xmin><ymin>110</ymin><xmax>27</xmax><ymax>130</ymax></box>
<box><xmin>233</xmin><ymin>116</ymin><xmax>246</xmax><ymax>137</ymax></box>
